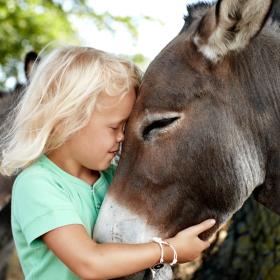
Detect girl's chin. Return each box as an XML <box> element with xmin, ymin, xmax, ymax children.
<box><xmin>99</xmin><ymin>158</ymin><xmax>113</xmax><ymax>170</ymax></box>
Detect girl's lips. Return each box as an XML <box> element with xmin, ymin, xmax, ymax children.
<box><xmin>109</xmin><ymin>149</ymin><xmax>119</xmax><ymax>153</ymax></box>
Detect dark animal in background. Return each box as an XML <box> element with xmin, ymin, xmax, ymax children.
<box><xmin>0</xmin><ymin>51</ymin><xmax>39</xmax><ymax>98</ymax></box>
<box><xmin>13</xmin><ymin>51</ymin><xmax>40</xmax><ymax>96</ymax></box>
<box><xmin>0</xmin><ymin>50</ymin><xmax>39</xmax><ymax>279</ymax></box>
<box><xmin>0</xmin><ymin>51</ymin><xmax>39</xmax><ymax>124</ymax></box>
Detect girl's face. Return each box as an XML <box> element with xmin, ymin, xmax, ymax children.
<box><xmin>67</xmin><ymin>88</ymin><xmax>136</xmax><ymax>172</ymax></box>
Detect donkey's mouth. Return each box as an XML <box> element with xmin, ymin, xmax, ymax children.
<box><xmin>93</xmin><ymin>194</ymin><xmax>159</xmax><ymax>244</ymax></box>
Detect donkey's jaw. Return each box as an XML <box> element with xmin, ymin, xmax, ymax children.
<box><xmin>93</xmin><ymin>194</ymin><xmax>159</xmax><ymax>244</ymax></box>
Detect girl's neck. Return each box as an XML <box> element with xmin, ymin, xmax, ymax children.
<box><xmin>47</xmin><ymin>150</ymin><xmax>100</xmax><ymax>186</ymax></box>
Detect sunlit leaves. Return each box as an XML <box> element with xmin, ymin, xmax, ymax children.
<box><xmin>0</xmin><ymin>0</ymin><xmax>149</xmax><ymax>88</ymax></box>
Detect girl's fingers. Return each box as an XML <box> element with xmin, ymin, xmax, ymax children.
<box><xmin>190</xmin><ymin>219</ymin><xmax>216</xmax><ymax>235</ymax></box>
<box><xmin>200</xmin><ymin>239</ymin><xmax>211</xmax><ymax>250</ymax></box>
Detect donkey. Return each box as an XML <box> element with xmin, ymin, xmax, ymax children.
<box><xmin>94</xmin><ymin>0</ymin><xmax>280</xmax><ymax>278</ymax></box>
<box><xmin>94</xmin><ymin>0</ymin><xmax>280</xmax><ymax>277</ymax></box>
<box><xmin>93</xmin><ymin>0</ymin><xmax>280</xmax><ymax>254</ymax></box>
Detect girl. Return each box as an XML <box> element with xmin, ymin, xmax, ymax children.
<box><xmin>0</xmin><ymin>46</ymin><xmax>215</xmax><ymax>280</ymax></box>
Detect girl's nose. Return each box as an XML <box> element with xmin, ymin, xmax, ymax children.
<box><xmin>117</xmin><ymin>132</ymin><xmax>124</xmax><ymax>143</ymax></box>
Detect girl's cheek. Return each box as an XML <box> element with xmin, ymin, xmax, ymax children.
<box><xmin>106</xmin><ymin>131</ymin><xmax>116</xmax><ymax>144</ymax></box>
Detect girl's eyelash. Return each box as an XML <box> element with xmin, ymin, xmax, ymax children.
<box><xmin>110</xmin><ymin>121</ymin><xmax>126</xmax><ymax>130</ymax></box>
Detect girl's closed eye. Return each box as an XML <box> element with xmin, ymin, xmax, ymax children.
<box><xmin>110</xmin><ymin>121</ymin><xmax>127</xmax><ymax>131</ymax></box>
<box><xmin>109</xmin><ymin>124</ymin><xmax>122</xmax><ymax>131</ymax></box>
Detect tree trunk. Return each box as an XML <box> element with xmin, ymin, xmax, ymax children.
<box><xmin>191</xmin><ymin>198</ymin><xmax>280</xmax><ymax>280</ymax></box>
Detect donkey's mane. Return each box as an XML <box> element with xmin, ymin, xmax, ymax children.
<box><xmin>183</xmin><ymin>2</ymin><xmax>214</xmax><ymax>30</ymax></box>
<box><xmin>185</xmin><ymin>1</ymin><xmax>214</xmax><ymax>16</ymax></box>
<box><xmin>269</xmin><ymin>6</ymin><xmax>280</xmax><ymax>33</ymax></box>
<box><xmin>183</xmin><ymin>1</ymin><xmax>280</xmax><ymax>33</ymax></box>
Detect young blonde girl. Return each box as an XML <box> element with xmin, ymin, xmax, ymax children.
<box><xmin>0</xmin><ymin>46</ymin><xmax>215</xmax><ymax>280</ymax></box>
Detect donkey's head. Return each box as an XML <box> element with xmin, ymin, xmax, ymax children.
<box><xmin>94</xmin><ymin>0</ymin><xmax>280</xmax><ymax>250</ymax></box>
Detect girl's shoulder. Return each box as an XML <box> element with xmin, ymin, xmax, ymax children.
<box><xmin>13</xmin><ymin>155</ymin><xmax>61</xmax><ymax>198</ymax></box>
<box><xmin>15</xmin><ymin>156</ymin><xmax>52</xmax><ymax>185</ymax></box>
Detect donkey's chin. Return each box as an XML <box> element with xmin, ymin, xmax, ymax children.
<box><xmin>93</xmin><ymin>194</ymin><xmax>159</xmax><ymax>244</ymax></box>
<box><xmin>93</xmin><ymin>195</ymin><xmax>164</xmax><ymax>280</ymax></box>
<box><xmin>93</xmin><ymin>196</ymin><xmax>232</xmax><ymax>280</ymax></box>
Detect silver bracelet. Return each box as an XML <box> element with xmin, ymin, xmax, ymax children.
<box><xmin>151</xmin><ymin>237</ymin><xmax>178</xmax><ymax>270</ymax></box>
<box><xmin>165</xmin><ymin>240</ymin><xmax>178</xmax><ymax>266</ymax></box>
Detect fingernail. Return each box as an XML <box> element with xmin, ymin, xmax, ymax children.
<box><xmin>209</xmin><ymin>219</ymin><xmax>216</xmax><ymax>225</ymax></box>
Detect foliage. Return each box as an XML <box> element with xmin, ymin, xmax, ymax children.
<box><xmin>0</xmin><ymin>0</ymin><xmax>149</xmax><ymax>88</ymax></box>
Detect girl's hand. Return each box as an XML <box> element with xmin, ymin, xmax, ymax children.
<box><xmin>166</xmin><ymin>219</ymin><xmax>216</xmax><ymax>263</ymax></box>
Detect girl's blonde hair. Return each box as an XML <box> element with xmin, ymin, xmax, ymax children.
<box><xmin>0</xmin><ymin>46</ymin><xmax>141</xmax><ymax>176</ymax></box>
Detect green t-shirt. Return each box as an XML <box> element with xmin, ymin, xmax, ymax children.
<box><xmin>11</xmin><ymin>154</ymin><xmax>116</xmax><ymax>280</ymax></box>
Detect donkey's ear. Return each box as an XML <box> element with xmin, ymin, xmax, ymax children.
<box><xmin>193</xmin><ymin>0</ymin><xmax>272</xmax><ymax>62</ymax></box>
<box><xmin>253</xmin><ymin>151</ymin><xmax>280</xmax><ymax>215</ymax></box>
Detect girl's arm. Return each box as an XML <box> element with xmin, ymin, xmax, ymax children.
<box><xmin>42</xmin><ymin>220</ymin><xmax>215</xmax><ymax>280</ymax></box>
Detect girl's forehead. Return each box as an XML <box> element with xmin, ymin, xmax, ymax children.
<box><xmin>94</xmin><ymin>89</ymin><xmax>136</xmax><ymax>121</ymax></box>
<box><xmin>96</xmin><ymin>89</ymin><xmax>136</xmax><ymax>109</ymax></box>
<box><xmin>96</xmin><ymin>92</ymin><xmax>125</xmax><ymax>108</ymax></box>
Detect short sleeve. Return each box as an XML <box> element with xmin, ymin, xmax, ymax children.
<box><xmin>12</xmin><ymin>172</ymin><xmax>83</xmax><ymax>245</ymax></box>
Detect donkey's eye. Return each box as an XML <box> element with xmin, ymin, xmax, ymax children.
<box><xmin>142</xmin><ymin>117</ymin><xmax>179</xmax><ymax>140</ymax></box>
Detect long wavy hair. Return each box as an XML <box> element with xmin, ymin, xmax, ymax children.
<box><xmin>0</xmin><ymin>46</ymin><xmax>141</xmax><ymax>176</ymax></box>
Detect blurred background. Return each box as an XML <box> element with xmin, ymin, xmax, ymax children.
<box><xmin>0</xmin><ymin>0</ymin><xmax>194</xmax><ymax>91</ymax></box>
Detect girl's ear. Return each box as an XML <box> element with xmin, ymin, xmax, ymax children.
<box><xmin>253</xmin><ymin>151</ymin><xmax>280</xmax><ymax>215</ymax></box>
<box><xmin>193</xmin><ymin>0</ymin><xmax>272</xmax><ymax>63</ymax></box>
